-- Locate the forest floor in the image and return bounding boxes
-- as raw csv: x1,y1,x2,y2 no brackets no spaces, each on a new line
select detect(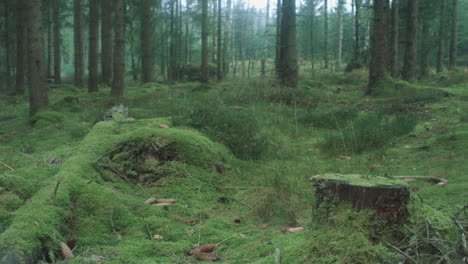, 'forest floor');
0,70,467,263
